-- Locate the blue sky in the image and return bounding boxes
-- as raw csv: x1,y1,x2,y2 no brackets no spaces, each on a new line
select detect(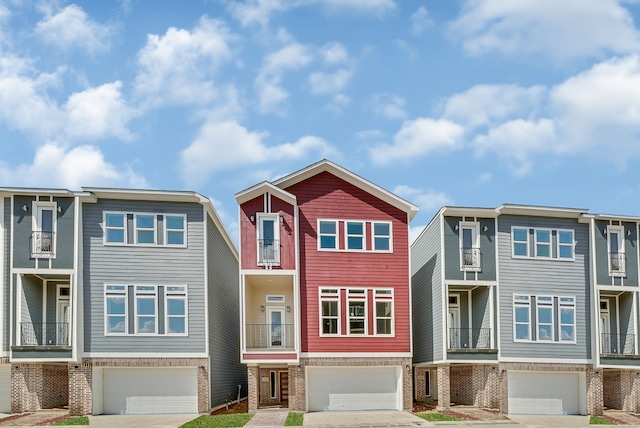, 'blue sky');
1,0,640,243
